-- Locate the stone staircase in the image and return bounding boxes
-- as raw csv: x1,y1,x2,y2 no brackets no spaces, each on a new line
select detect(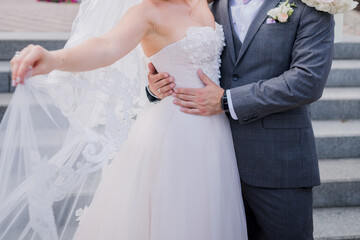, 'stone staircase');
0,34,359,239
311,39,360,240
